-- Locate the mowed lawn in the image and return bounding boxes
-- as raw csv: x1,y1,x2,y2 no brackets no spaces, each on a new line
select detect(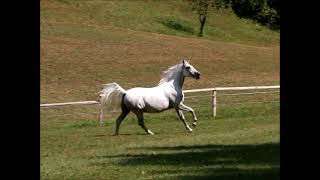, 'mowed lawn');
41,0,279,179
